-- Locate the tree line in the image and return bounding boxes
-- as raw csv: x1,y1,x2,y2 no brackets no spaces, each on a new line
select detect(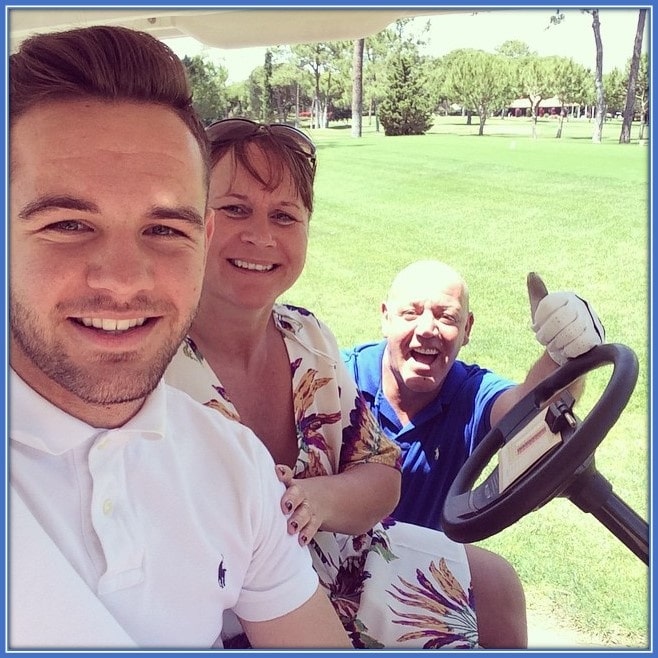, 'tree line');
184,11,648,142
